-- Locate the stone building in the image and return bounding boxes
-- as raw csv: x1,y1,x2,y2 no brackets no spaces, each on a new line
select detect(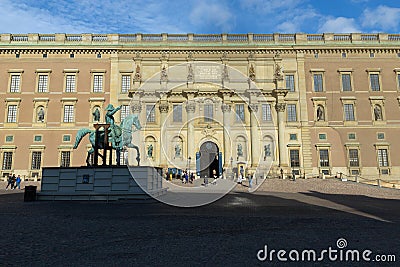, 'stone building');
1,33,400,180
